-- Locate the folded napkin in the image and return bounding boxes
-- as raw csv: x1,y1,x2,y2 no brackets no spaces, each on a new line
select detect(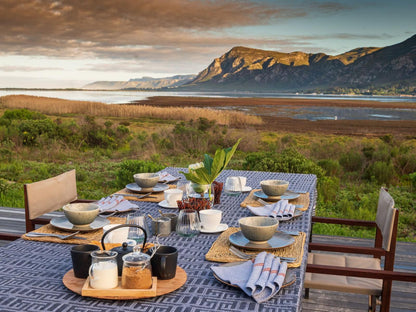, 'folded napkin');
158,171,178,183
96,195,139,213
211,252,287,303
247,200,296,220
